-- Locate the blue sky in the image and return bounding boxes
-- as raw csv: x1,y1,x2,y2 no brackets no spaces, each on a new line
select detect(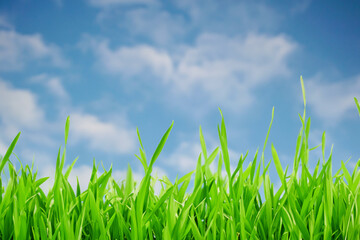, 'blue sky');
0,0,359,190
